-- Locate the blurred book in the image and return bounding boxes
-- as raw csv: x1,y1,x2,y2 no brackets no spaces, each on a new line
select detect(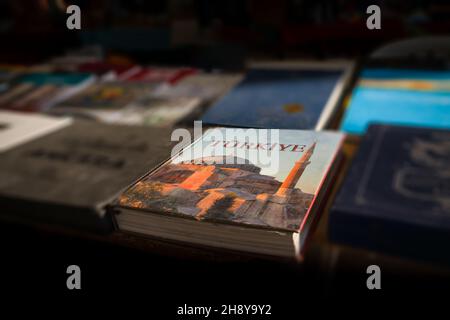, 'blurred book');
48,46,104,72
120,96,201,127
330,124,450,265
0,66,24,93
77,62,142,82
0,110,71,152
340,68,450,135
0,121,175,232
123,67,197,84
0,72,95,112
201,62,352,130
115,127,344,259
54,81,157,111
52,82,200,127
153,72,243,104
